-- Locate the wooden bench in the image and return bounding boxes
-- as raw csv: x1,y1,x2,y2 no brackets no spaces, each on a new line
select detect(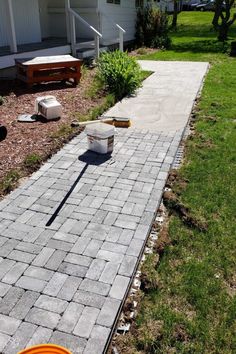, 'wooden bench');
15,55,82,87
